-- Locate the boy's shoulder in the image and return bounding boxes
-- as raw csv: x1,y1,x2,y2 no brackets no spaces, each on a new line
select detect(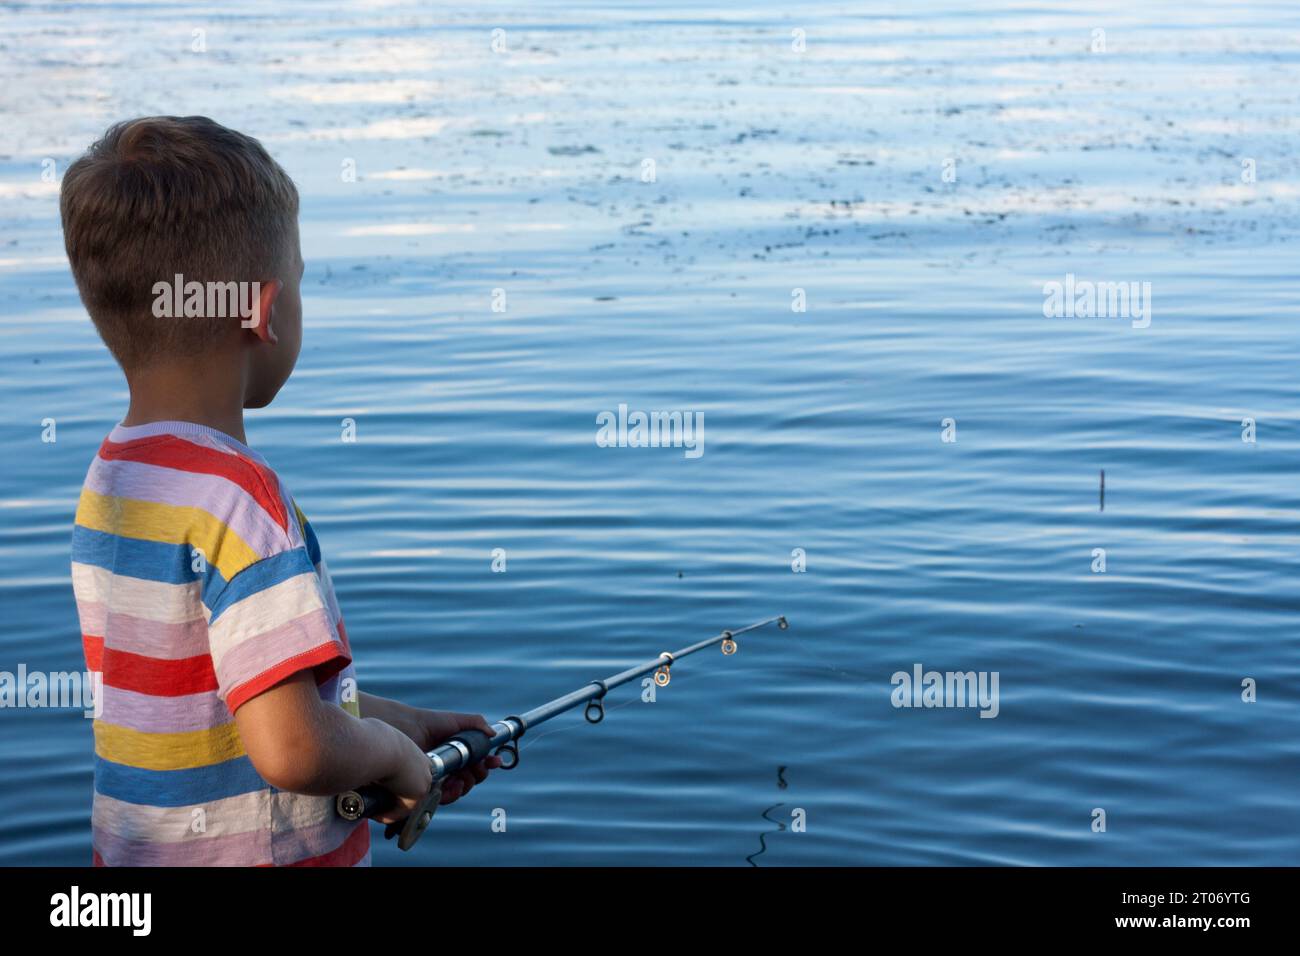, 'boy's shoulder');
73,421,351,714
78,421,312,586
